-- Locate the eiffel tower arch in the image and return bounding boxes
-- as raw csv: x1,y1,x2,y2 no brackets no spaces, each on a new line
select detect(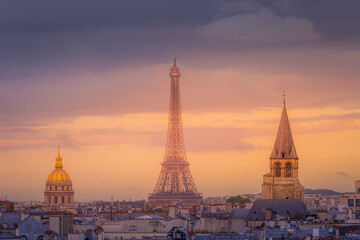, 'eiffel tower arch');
148,56,202,205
